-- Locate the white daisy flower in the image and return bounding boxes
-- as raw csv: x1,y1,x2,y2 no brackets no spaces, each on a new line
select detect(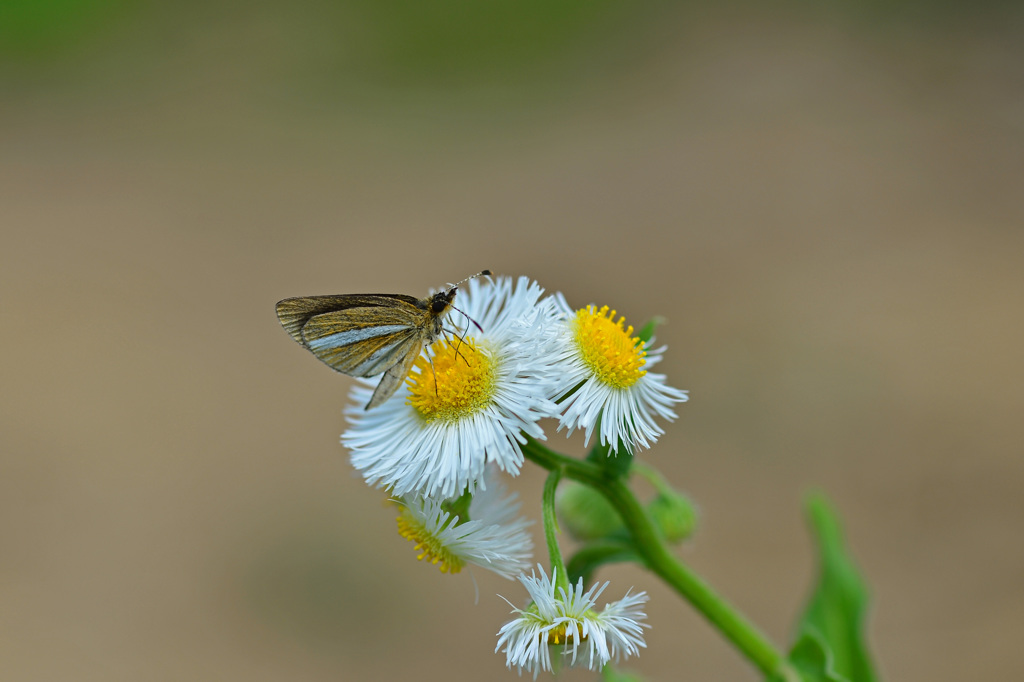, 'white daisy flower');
496,565,649,677
549,296,688,454
343,276,561,499
395,469,533,579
